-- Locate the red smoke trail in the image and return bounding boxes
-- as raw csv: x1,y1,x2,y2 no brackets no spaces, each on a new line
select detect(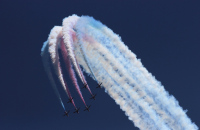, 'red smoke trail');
57,57,77,109
76,59,93,95
72,30,93,96
60,40,87,107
